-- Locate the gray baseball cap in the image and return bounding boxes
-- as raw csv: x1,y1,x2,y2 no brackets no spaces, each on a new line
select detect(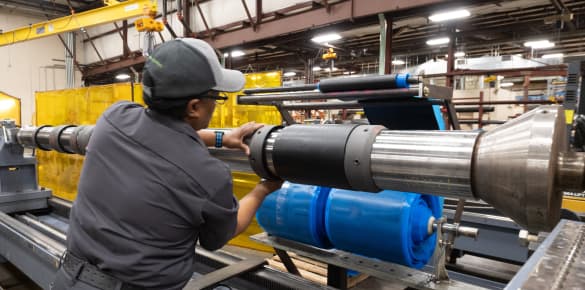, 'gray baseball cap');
142,38,245,109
